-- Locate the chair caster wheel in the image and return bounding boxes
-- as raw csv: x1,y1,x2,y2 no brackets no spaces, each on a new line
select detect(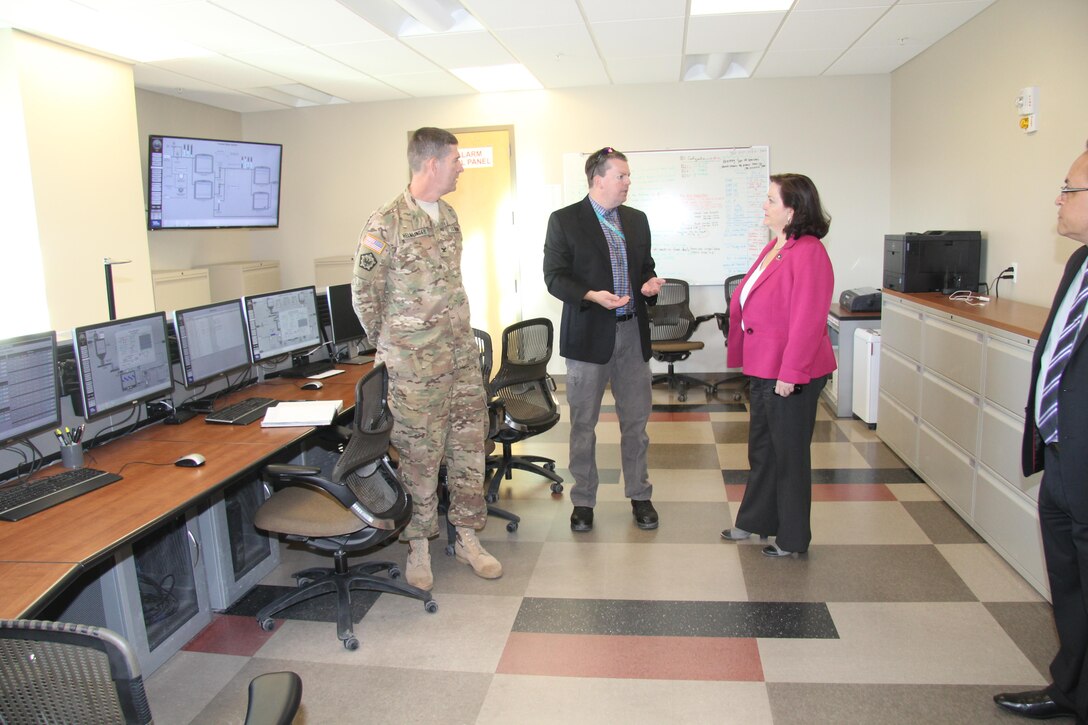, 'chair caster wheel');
550,482,564,495
388,565,401,579
344,637,359,651
259,618,275,632
295,577,312,588
485,492,497,504
444,544,455,557
506,521,518,532
544,462,556,472
425,600,439,613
